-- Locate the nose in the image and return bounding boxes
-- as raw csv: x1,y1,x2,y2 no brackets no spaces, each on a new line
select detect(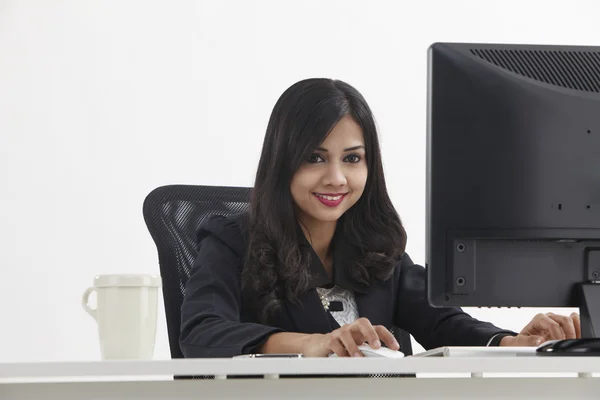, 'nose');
323,162,347,187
